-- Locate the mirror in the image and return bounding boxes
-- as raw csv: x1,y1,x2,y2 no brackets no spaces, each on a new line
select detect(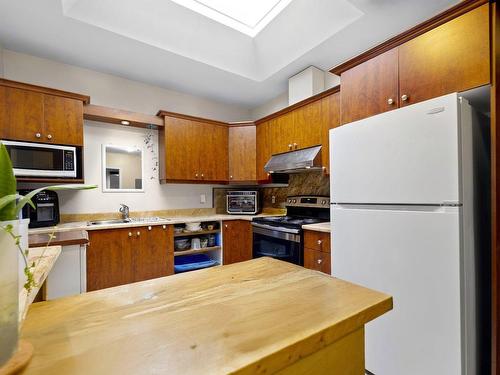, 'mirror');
102,144,144,192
